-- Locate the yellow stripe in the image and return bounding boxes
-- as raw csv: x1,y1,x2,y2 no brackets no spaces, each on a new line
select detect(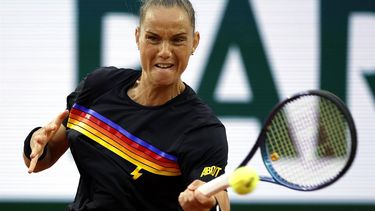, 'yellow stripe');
67,121,181,176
